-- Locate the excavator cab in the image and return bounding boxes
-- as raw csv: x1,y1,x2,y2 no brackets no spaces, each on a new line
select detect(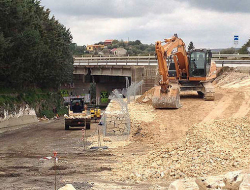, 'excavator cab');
189,49,212,77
